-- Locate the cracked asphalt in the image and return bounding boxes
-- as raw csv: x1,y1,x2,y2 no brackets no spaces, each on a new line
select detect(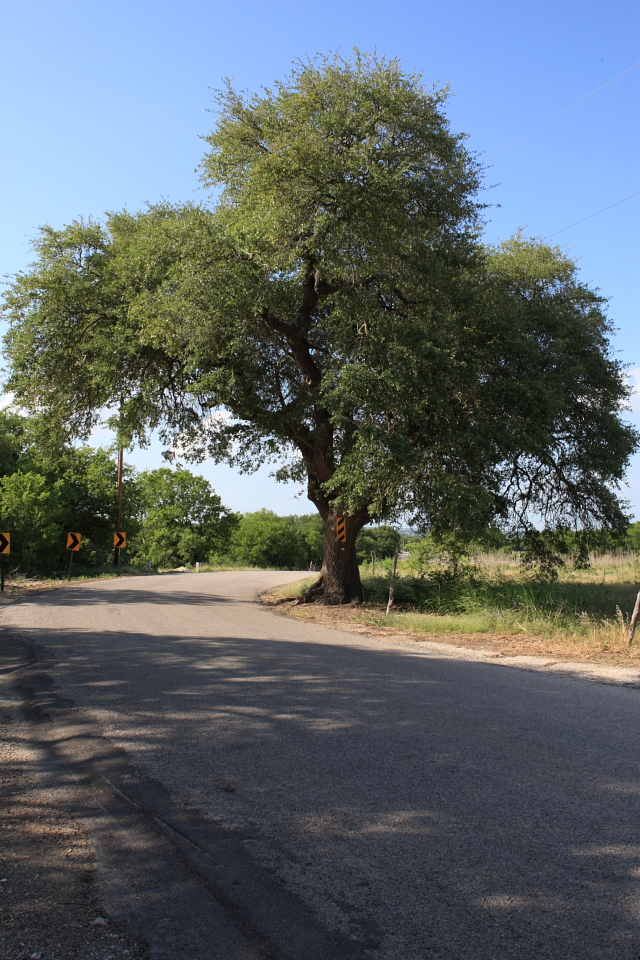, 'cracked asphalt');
1,570,639,960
